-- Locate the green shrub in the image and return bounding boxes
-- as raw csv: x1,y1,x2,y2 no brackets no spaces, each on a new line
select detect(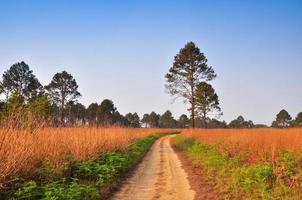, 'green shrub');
14,181,39,199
